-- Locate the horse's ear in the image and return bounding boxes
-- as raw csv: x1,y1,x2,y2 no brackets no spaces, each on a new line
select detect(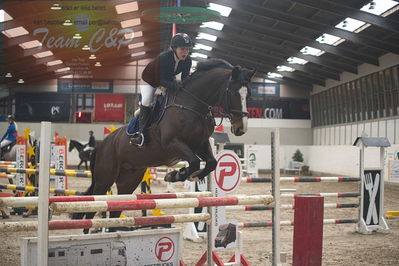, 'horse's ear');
232,65,241,80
